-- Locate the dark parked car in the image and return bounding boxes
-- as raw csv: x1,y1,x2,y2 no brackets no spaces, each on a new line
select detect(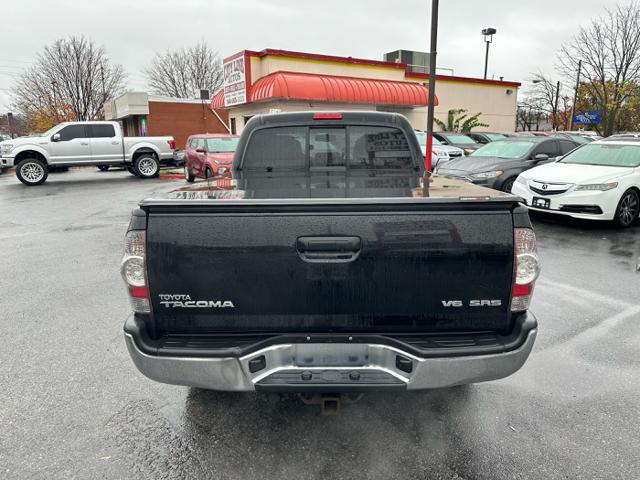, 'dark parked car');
516,131,552,137
467,132,513,144
552,132,594,144
121,111,539,396
432,132,483,154
436,137,580,192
